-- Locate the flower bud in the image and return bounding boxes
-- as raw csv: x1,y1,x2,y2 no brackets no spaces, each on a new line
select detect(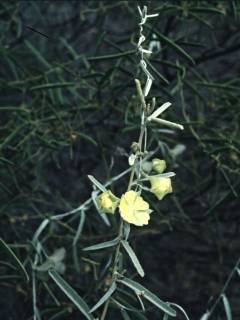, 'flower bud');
142,161,153,173
131,142,140,154
97,190,120,214
149,176,172,200
152,158,166,174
